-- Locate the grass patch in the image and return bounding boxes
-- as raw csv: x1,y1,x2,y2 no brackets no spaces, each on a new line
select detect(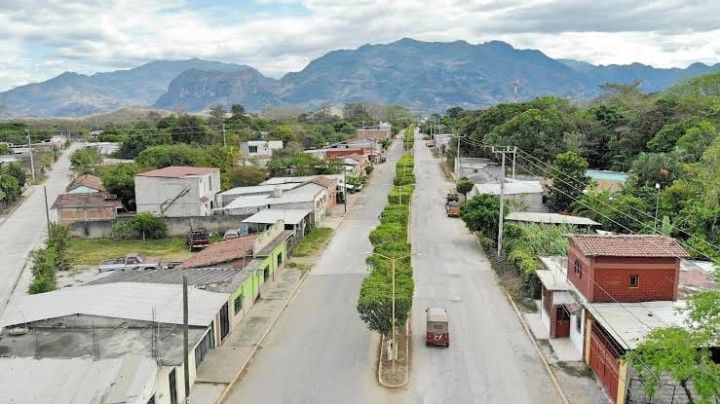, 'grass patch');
69,236,192,265
293,227,334,257
286,260,312,276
